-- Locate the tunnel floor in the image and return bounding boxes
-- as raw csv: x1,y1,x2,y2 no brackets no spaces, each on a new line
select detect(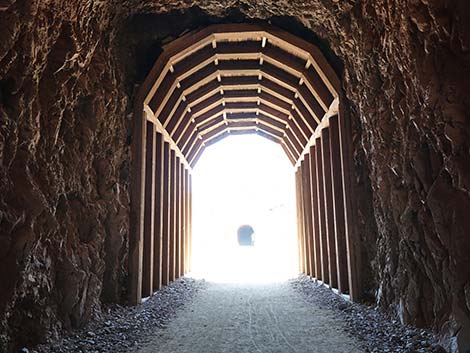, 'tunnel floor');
36,276,443,353
137,281,362,353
